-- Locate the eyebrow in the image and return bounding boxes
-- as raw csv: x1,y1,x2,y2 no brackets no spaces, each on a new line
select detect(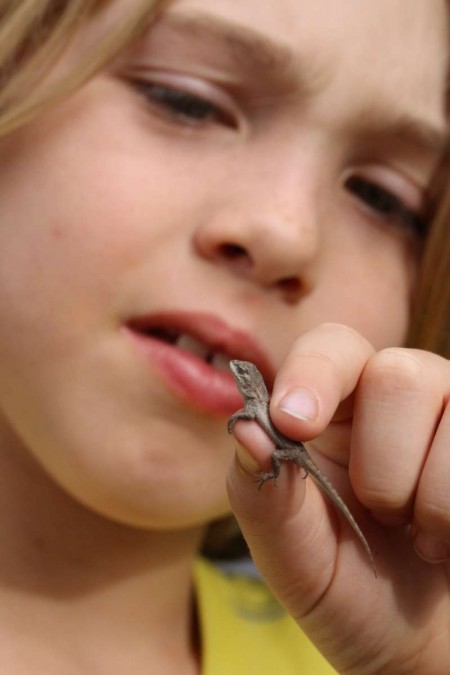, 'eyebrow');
357,110,448,159
148,10,449,157
149,9,326,94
